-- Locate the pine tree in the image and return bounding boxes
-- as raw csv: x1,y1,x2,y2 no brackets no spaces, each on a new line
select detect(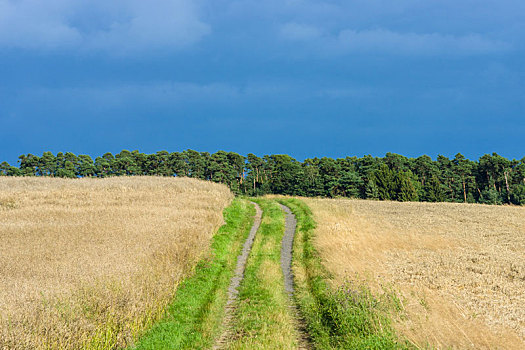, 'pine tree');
365,178,379,199
423,175,445,202
396,171,419,202
373,164,396,200
338,171,363,198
